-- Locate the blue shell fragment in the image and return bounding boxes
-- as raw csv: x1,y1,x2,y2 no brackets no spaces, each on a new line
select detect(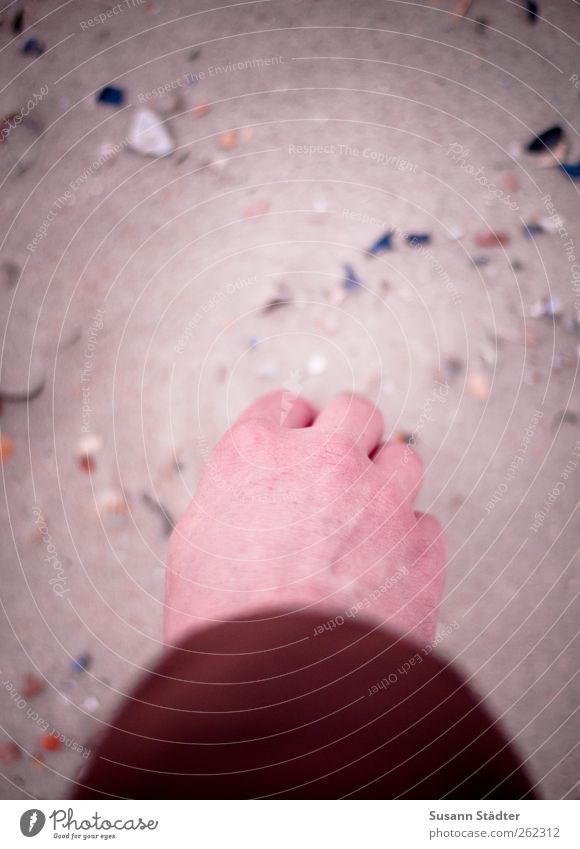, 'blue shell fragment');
561,161,580,179
71,653,92,674
367,231,394,256
97,86,125,107
527,1,539,22
523,223,544,237
406,233,431,247
342,263,363,291
22,37,45,57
